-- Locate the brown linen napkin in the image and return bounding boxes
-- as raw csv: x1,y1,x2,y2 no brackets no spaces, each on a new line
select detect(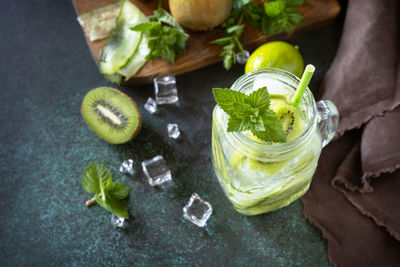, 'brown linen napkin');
302,0,400,265
319,0,400,136
303,131,400,266
332,106,400,241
